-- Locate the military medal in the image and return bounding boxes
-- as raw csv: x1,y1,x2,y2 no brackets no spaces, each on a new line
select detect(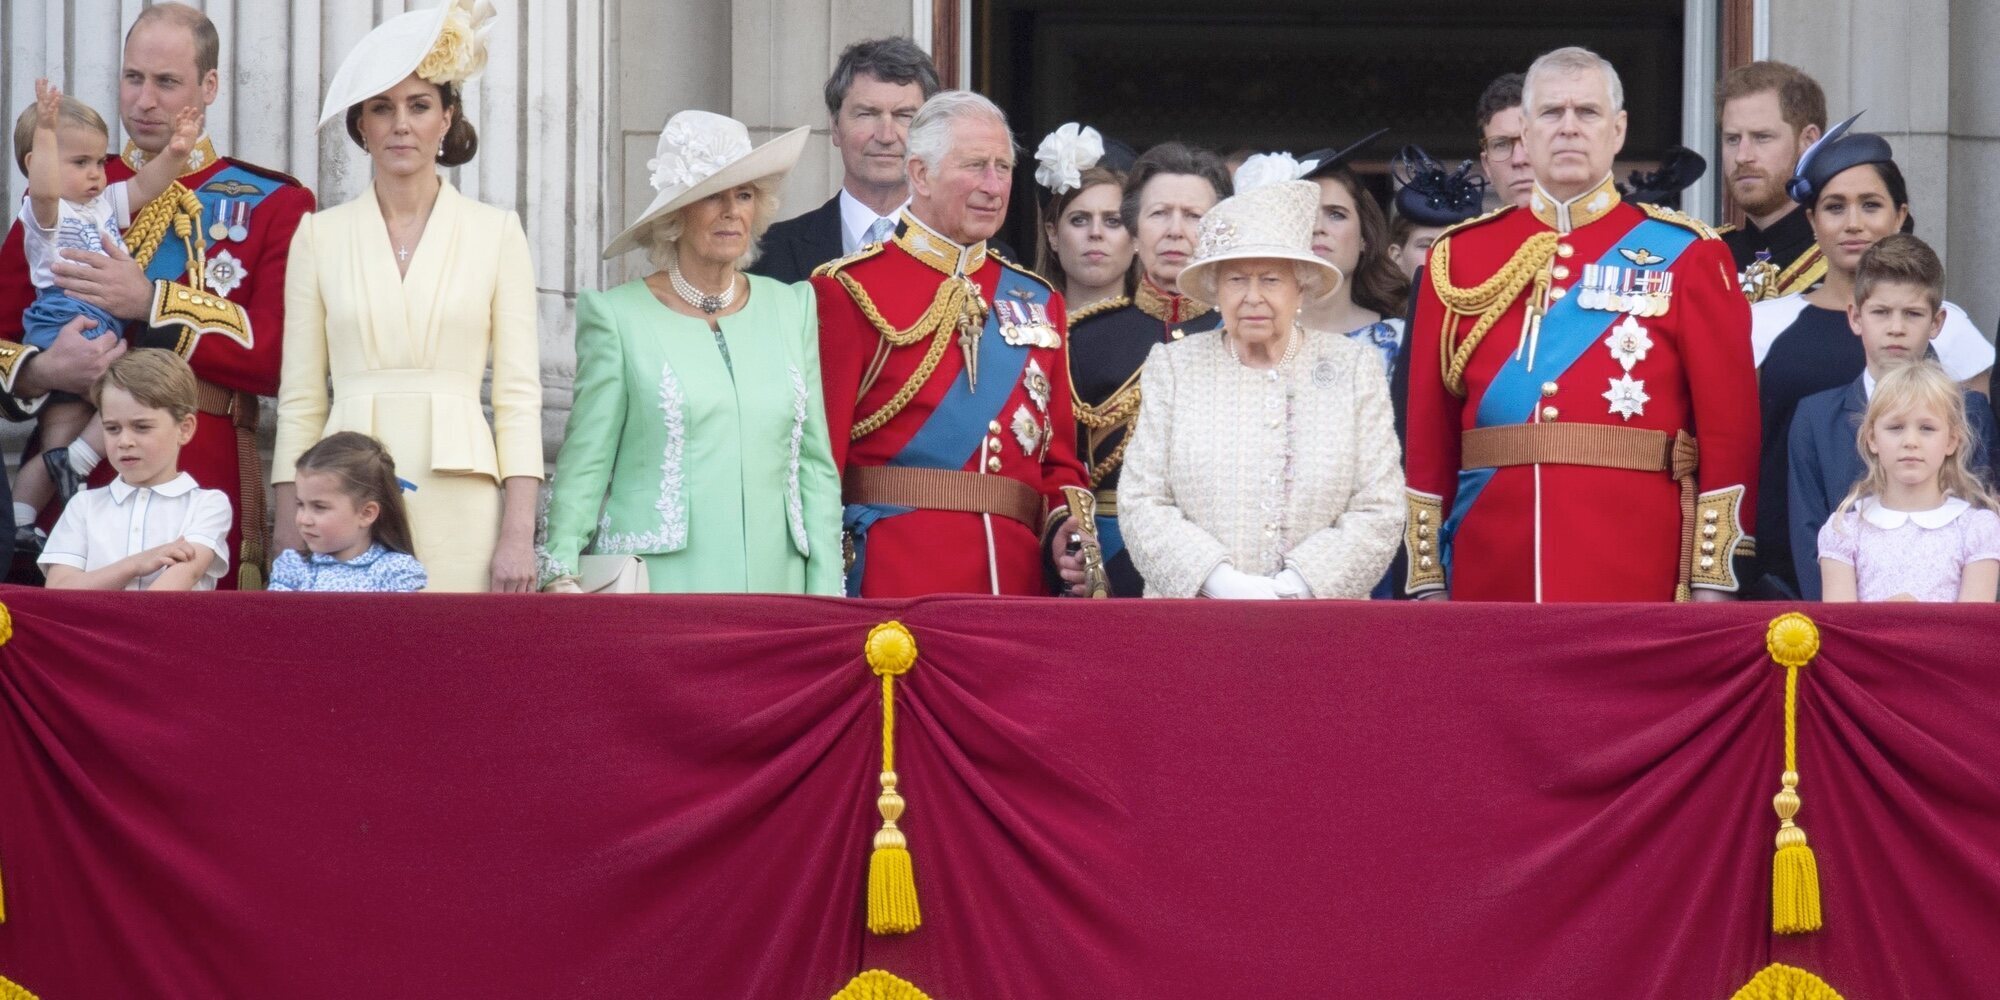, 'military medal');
1603,372,1650,420
1605,316,1652,372
208,198,232,242
228,201,250,242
